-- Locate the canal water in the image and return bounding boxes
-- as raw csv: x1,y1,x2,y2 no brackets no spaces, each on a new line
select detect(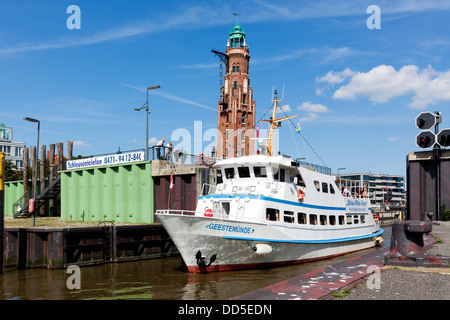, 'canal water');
0,227,391,300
